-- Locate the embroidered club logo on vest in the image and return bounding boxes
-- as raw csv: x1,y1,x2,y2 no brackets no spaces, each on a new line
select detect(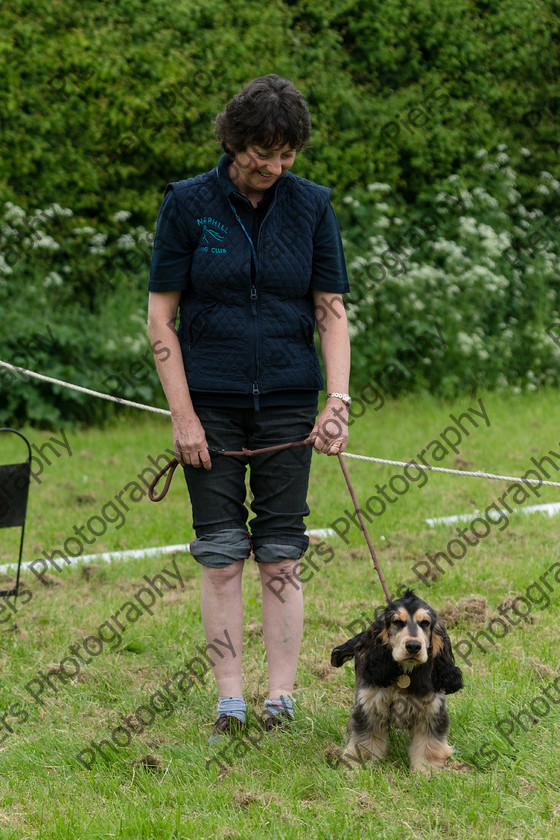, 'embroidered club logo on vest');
197,217,228,254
